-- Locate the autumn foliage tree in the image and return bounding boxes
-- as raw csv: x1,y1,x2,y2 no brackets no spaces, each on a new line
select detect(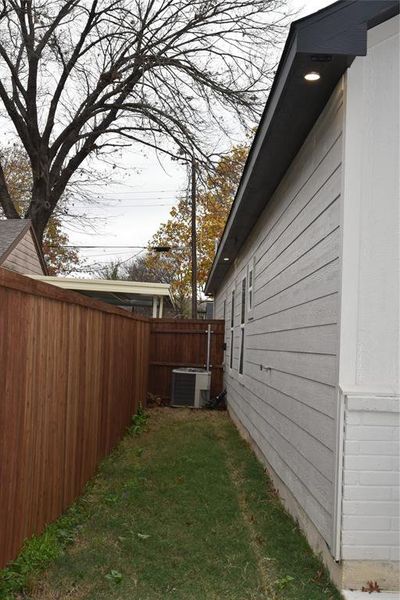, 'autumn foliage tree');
143,143,248,312
0,145,79,274
146,197,193,316
41,218,80,275
0,0,287,241
100,144,247,315
197,144,248,284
